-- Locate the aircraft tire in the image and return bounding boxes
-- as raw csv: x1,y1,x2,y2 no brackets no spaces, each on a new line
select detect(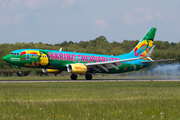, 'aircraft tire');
85,74,92,80
16,70,23,76
71,74,77,80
